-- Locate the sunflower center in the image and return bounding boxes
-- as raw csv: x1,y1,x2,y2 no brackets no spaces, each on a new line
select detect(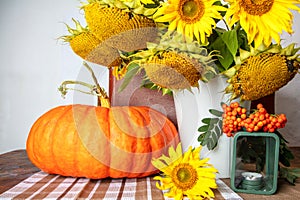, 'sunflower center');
172,163,198,190
240,0,274,16
180,0,204,23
